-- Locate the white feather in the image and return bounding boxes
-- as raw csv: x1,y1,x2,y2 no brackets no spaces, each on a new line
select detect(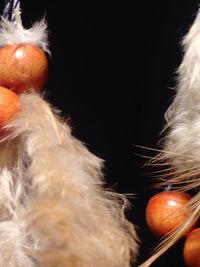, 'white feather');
164,9,200,172
0,140,35,267
4,93,138,267
0,221,34,267
0,8,49,53
139,8,200,267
